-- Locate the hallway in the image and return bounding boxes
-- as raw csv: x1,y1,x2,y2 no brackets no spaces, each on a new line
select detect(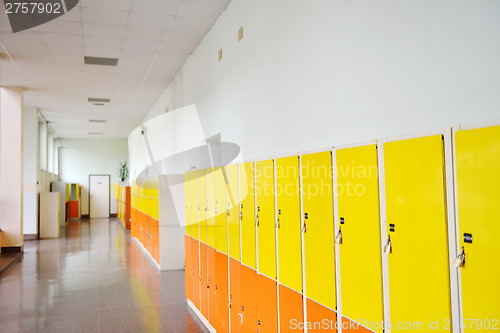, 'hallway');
0,218,208,333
